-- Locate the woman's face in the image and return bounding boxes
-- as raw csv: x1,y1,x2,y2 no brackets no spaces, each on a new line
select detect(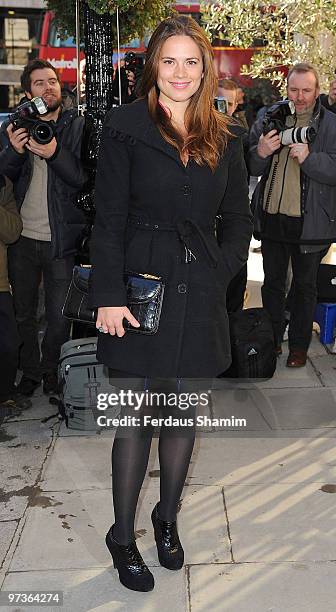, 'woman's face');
156,35,204,107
